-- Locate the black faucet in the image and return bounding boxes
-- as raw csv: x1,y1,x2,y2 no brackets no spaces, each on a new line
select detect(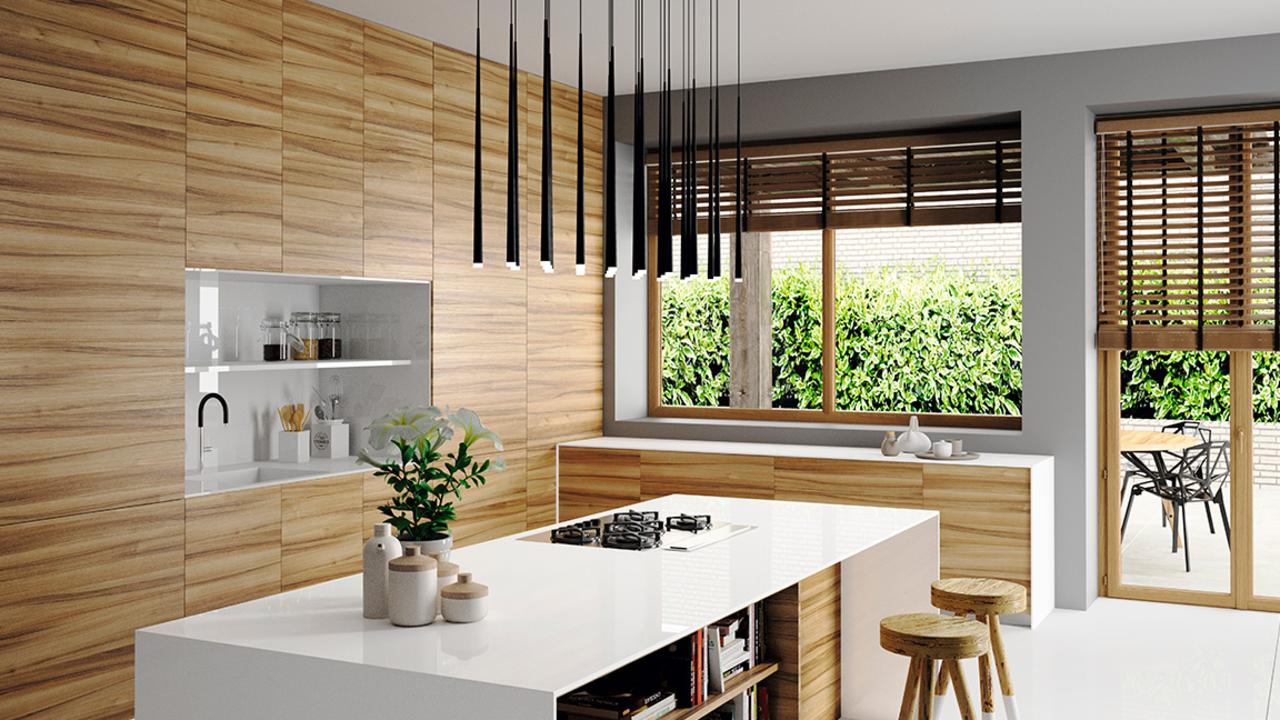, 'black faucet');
198,392,229,428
